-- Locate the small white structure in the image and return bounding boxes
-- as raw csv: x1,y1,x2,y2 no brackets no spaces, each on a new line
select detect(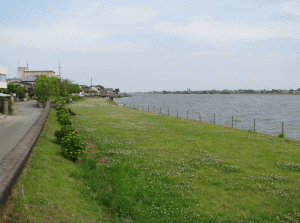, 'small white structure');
0,66,7,89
